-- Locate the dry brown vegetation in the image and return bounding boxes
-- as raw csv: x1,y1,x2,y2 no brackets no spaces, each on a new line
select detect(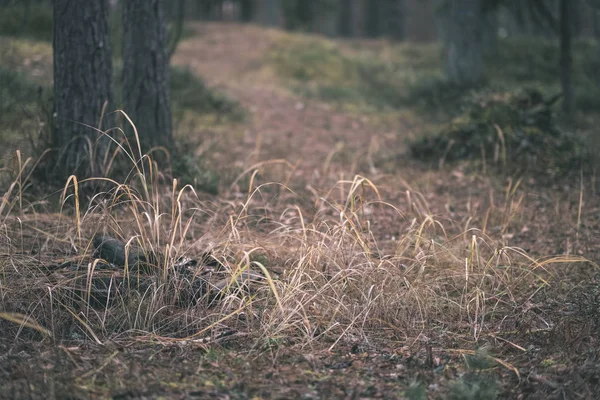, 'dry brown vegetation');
1,23,599,399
